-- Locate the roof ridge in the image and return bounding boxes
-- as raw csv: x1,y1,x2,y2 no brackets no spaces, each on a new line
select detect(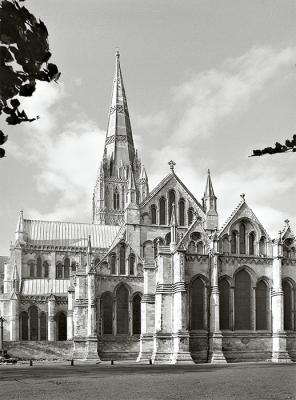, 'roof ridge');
24,218,118,227
218,200,245,234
